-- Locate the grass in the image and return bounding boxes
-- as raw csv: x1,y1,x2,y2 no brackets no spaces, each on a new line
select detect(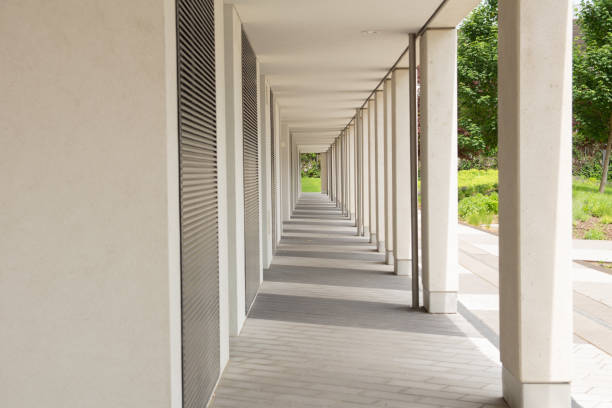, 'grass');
572,178,612,221
300,170,612,239
458,169,498,200
301,176,321,192
457,170,612,239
